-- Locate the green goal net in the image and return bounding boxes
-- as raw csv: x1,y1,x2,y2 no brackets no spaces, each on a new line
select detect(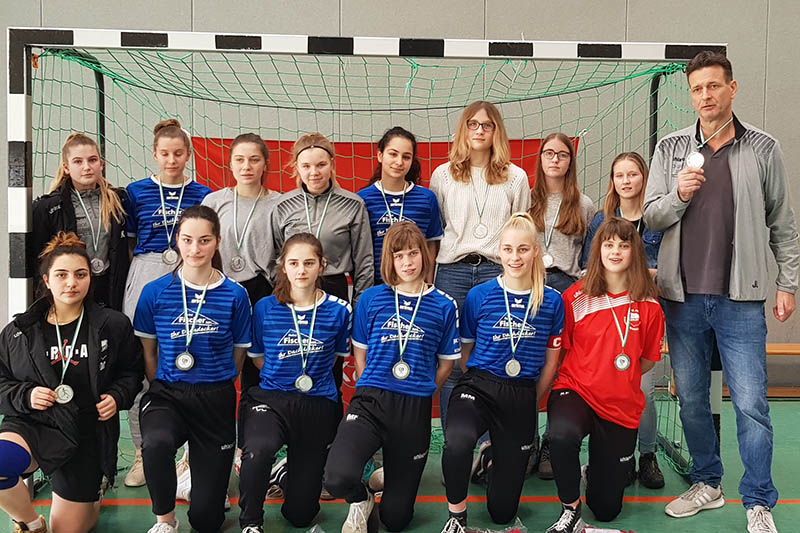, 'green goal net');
29,43,694,475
